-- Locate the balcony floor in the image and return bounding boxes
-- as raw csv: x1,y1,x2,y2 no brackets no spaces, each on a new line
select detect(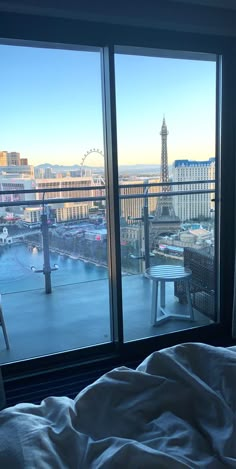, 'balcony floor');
0,274,212,365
